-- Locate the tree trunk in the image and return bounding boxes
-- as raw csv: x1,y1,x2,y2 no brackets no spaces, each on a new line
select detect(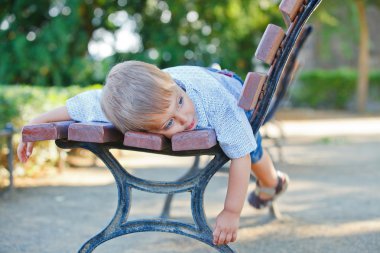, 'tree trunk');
355,0,370,113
